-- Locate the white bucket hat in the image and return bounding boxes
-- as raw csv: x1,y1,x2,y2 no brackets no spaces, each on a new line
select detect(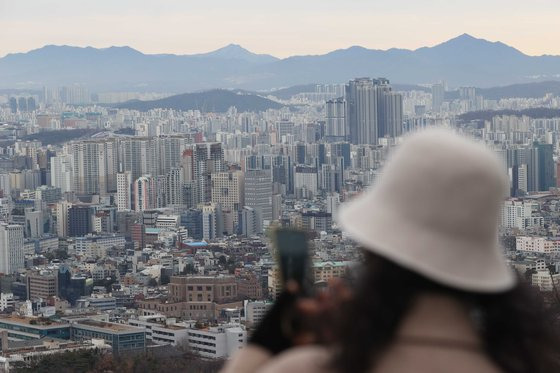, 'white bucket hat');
338,128,516,293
